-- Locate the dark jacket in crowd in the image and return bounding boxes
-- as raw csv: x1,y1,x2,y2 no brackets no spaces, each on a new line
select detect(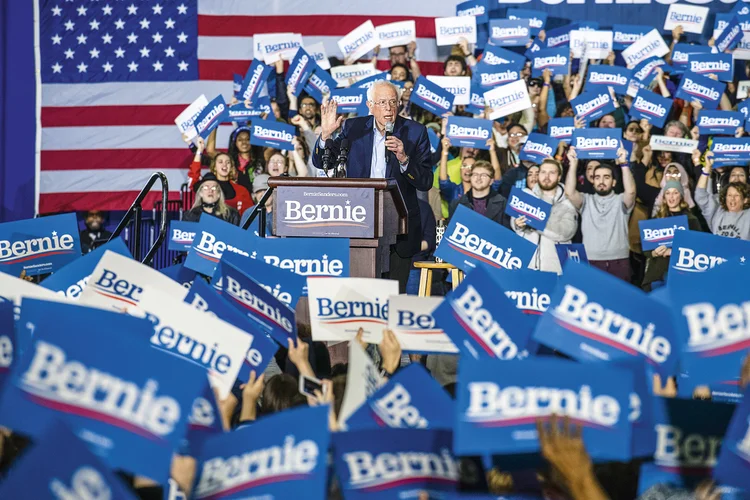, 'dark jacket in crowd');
449,189,510,229
183,205,240,226
642,209,703,288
